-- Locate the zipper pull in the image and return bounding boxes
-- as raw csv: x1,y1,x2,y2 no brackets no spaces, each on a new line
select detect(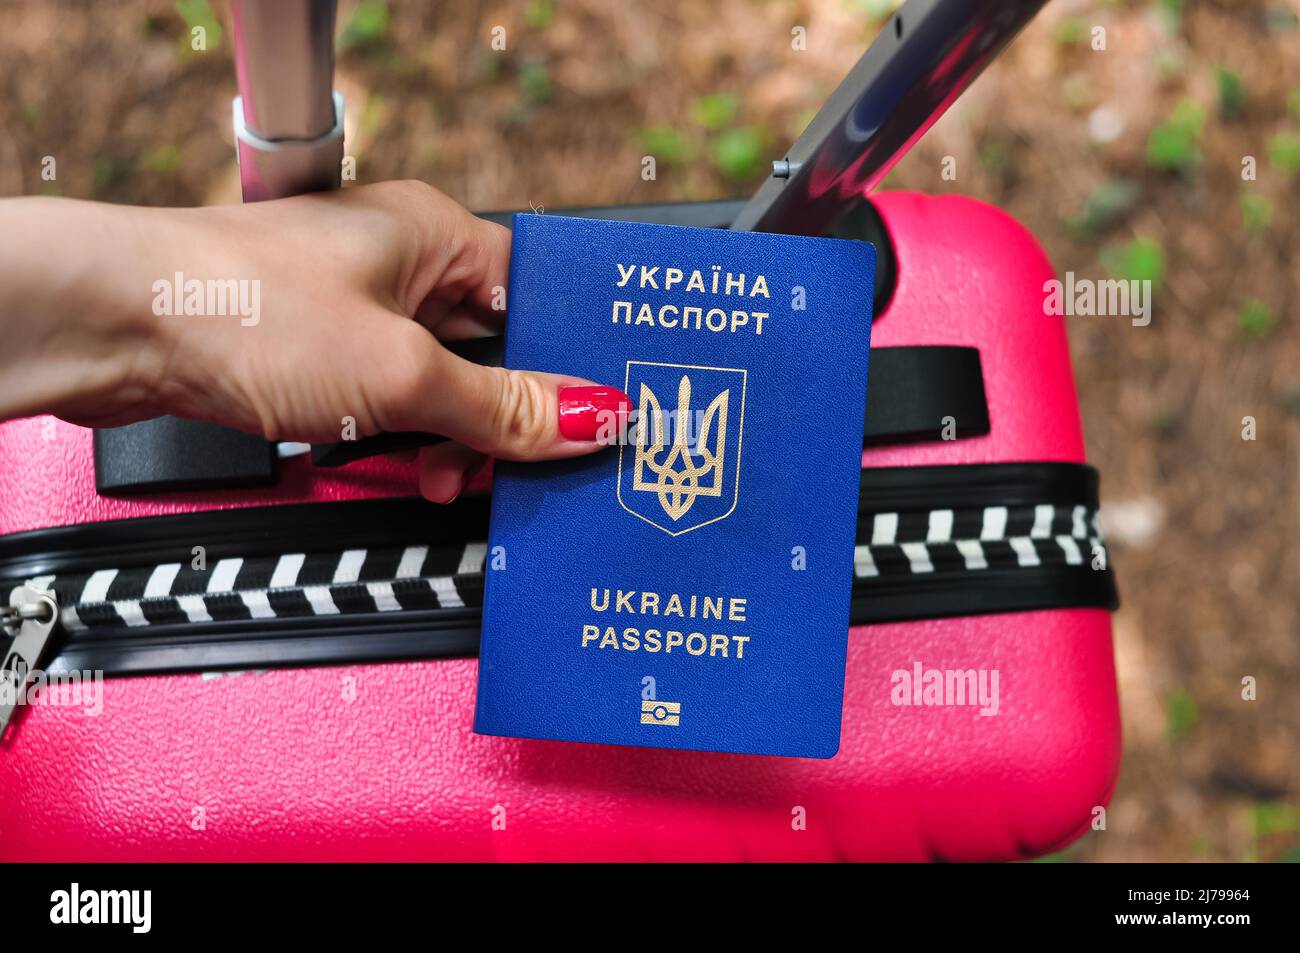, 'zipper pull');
0,585,60,734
